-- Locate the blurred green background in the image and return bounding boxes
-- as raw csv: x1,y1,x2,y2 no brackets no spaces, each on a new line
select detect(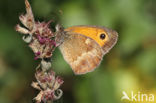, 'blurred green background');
0,0,156,103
